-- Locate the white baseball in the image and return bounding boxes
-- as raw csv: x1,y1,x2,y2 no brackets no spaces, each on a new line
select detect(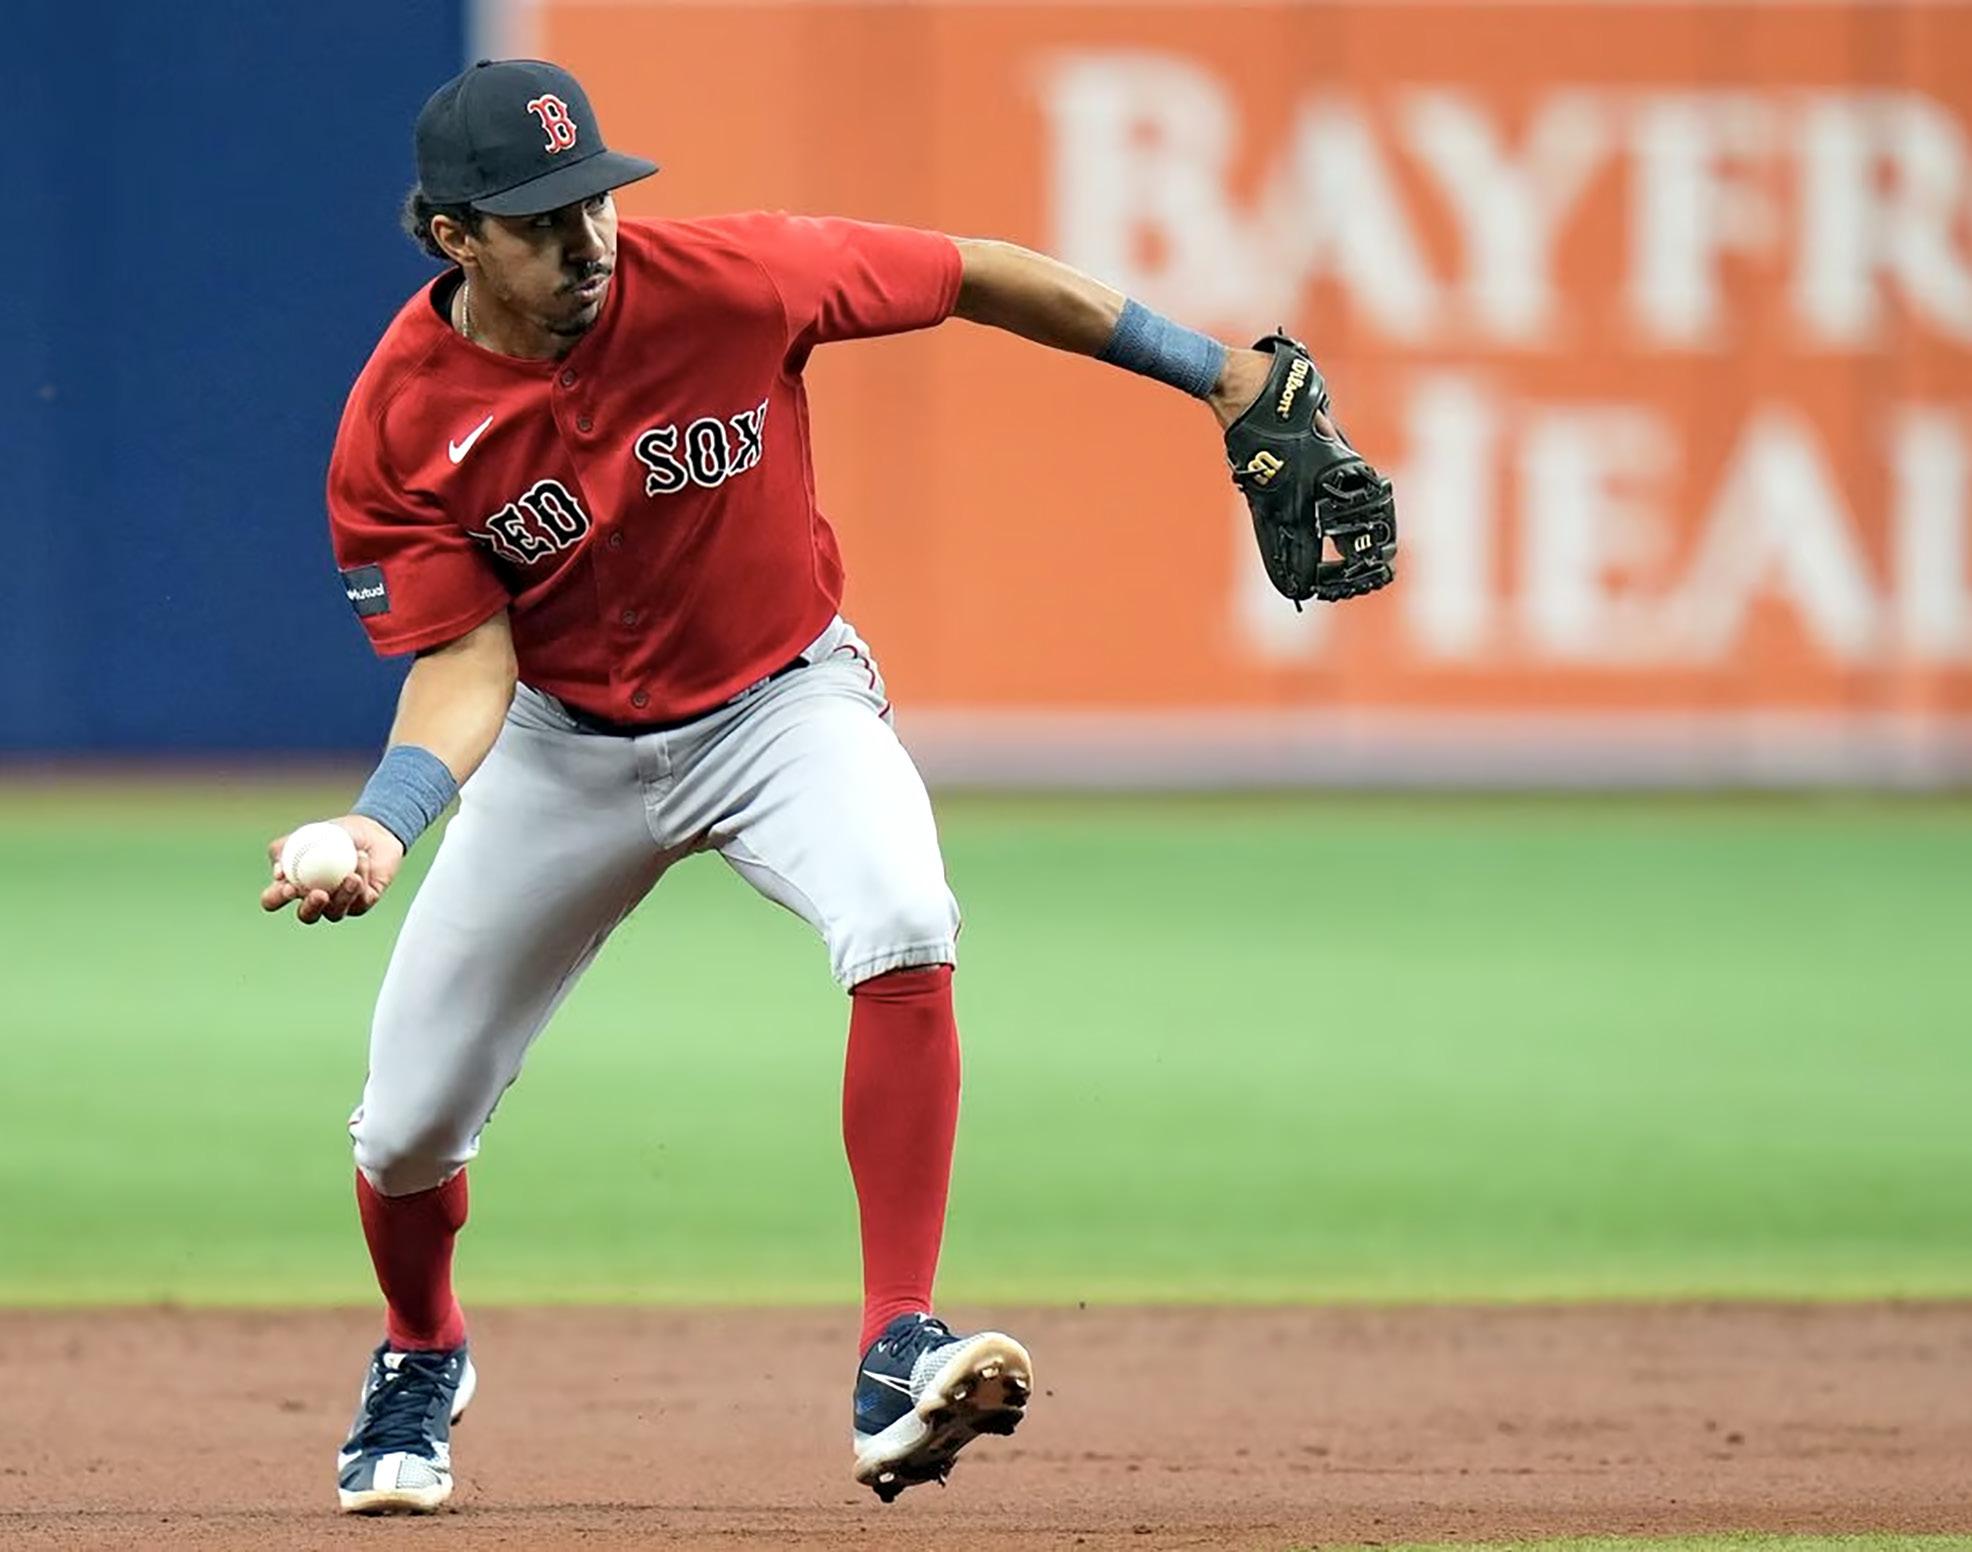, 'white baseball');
280,821,360,893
